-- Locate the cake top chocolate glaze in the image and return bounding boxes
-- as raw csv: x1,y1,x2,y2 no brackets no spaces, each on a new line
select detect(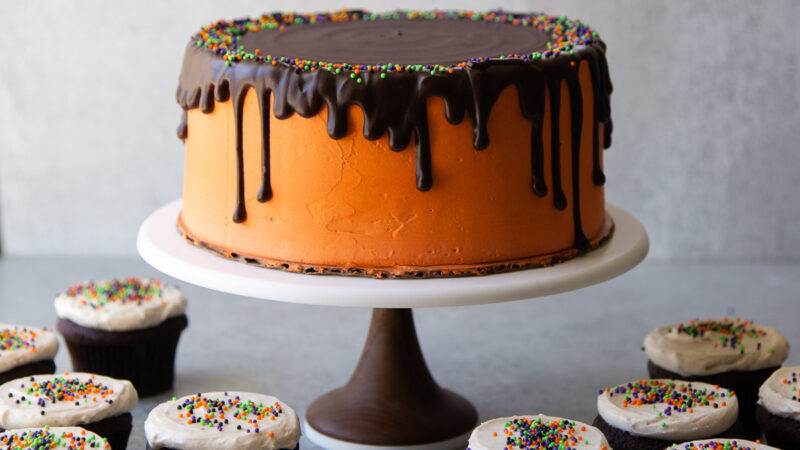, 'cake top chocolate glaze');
176,9,612,251
189,10,596,71
237,15,552,66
